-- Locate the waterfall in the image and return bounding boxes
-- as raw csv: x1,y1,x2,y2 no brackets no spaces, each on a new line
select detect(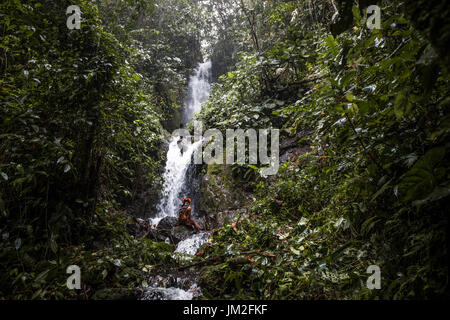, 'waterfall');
143,61,212,300
183,60,212,123
151,61,212,225
152,138,203,225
